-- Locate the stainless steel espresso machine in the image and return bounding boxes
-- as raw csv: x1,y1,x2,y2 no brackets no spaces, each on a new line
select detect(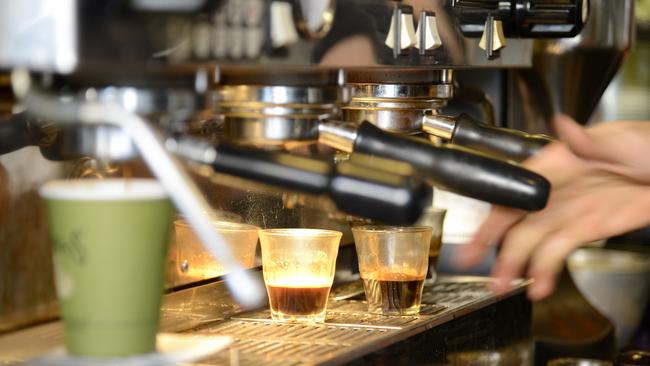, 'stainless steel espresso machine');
0,0,636,365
